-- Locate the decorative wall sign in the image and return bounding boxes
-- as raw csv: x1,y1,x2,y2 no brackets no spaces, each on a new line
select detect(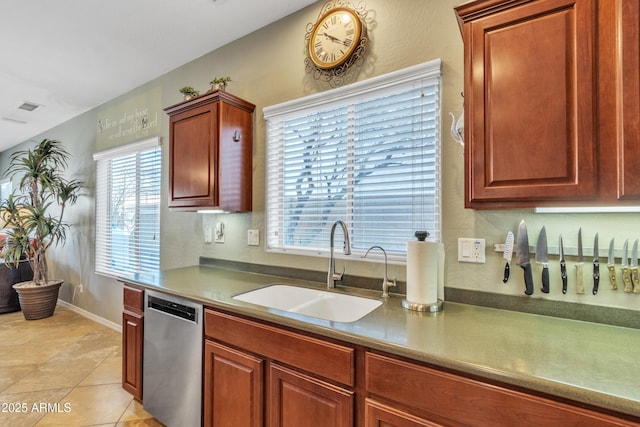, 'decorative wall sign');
96,87,162,146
